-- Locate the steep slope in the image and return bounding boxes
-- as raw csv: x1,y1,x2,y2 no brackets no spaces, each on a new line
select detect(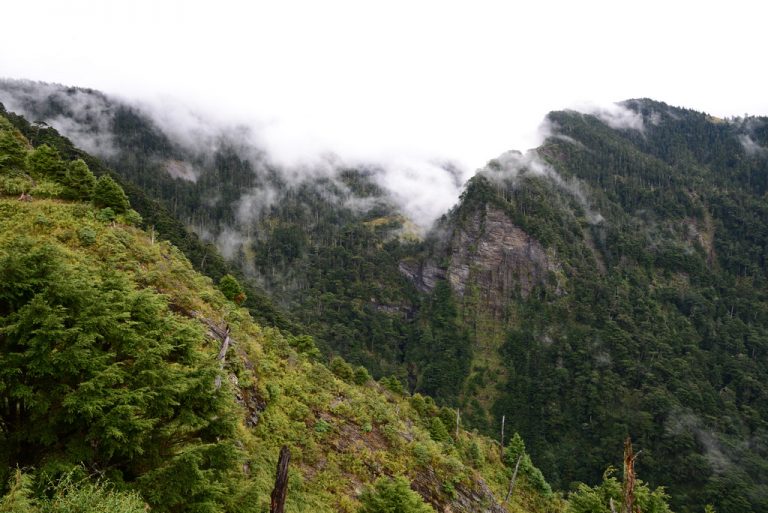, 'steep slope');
0,80,470,400
3,80,766,512
405,102,768,512
0,111,567,513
